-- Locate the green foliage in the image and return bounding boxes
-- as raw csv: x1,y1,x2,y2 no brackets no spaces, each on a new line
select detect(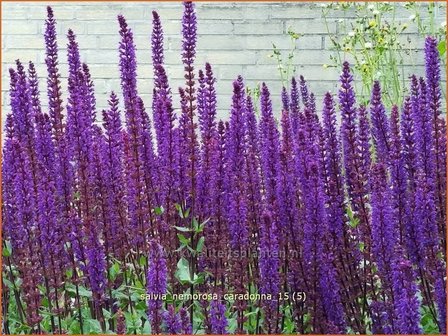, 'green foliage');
421,306,440,334
269,29,300,88
346,206,360,229
3,240,12,257
273,2,446,107
320,2,446,107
